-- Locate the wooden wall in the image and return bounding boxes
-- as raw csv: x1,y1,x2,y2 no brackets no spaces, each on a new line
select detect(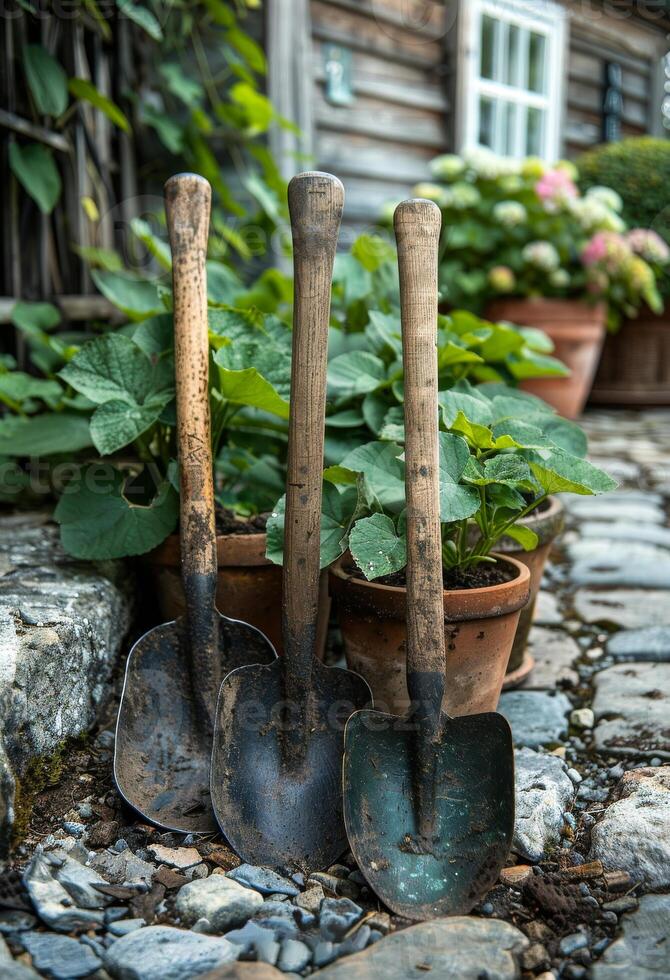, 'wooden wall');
308,0,450,238
563,1,668,157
